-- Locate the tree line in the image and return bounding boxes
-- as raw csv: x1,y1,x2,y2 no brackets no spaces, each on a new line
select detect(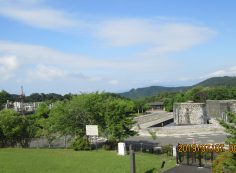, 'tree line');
0,92,136,149
138,86,236,112
0,90,72,108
